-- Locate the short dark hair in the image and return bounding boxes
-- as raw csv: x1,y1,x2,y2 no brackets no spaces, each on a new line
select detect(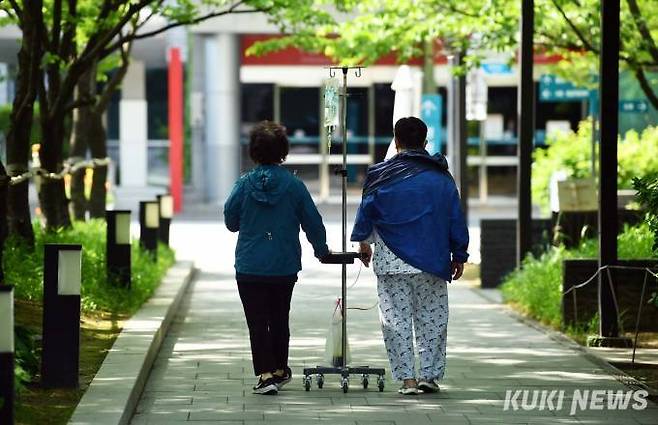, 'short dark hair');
249,121,289,165
394,117,427,150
